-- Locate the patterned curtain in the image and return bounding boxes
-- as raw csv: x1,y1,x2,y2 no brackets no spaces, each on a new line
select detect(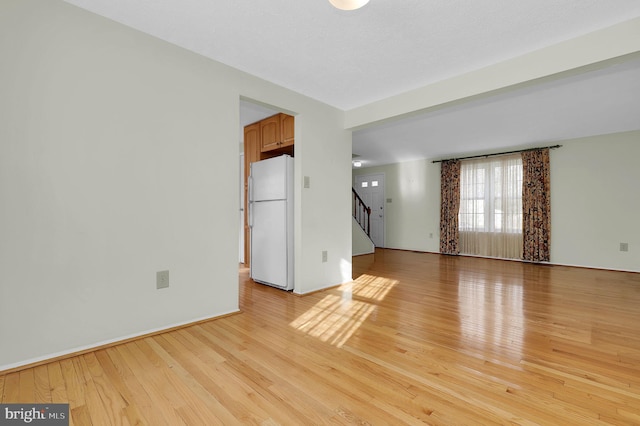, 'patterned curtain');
522,149,551,262
440,160,461,255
